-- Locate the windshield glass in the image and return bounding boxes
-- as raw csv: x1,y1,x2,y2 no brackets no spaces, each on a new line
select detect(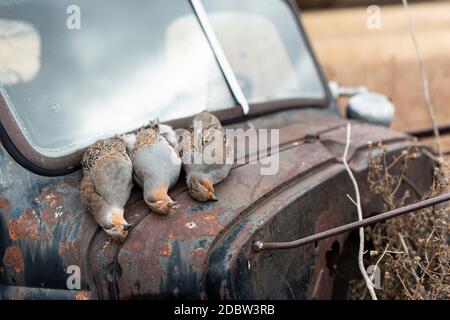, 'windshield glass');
203,0,326,103
0,0,235,157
